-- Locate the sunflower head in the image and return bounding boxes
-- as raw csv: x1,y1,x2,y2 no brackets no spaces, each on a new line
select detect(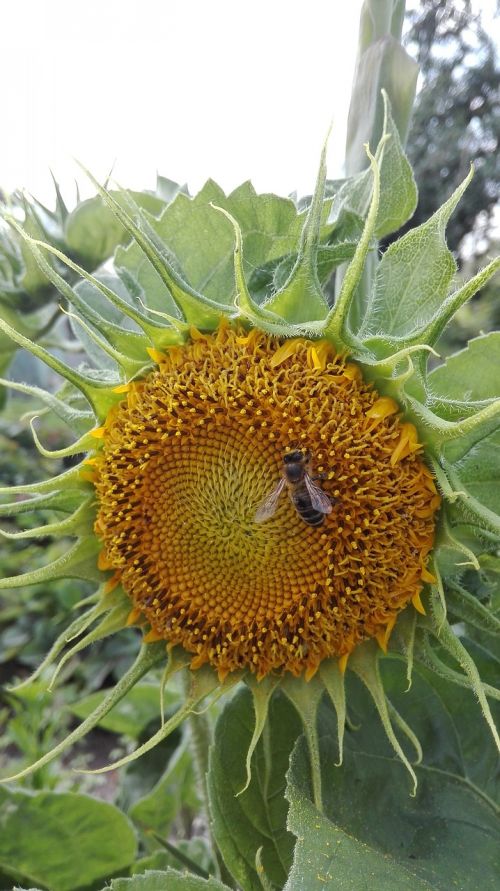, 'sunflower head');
93,326,437,684
1,93,499,794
